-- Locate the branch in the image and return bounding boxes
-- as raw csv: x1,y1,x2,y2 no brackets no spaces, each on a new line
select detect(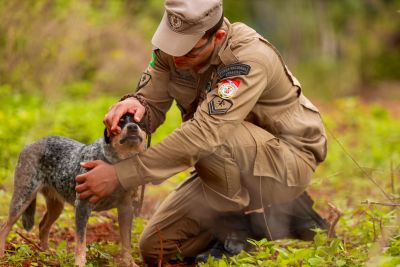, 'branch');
328,202,342,238
16,230,44,252
361,200,400,207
